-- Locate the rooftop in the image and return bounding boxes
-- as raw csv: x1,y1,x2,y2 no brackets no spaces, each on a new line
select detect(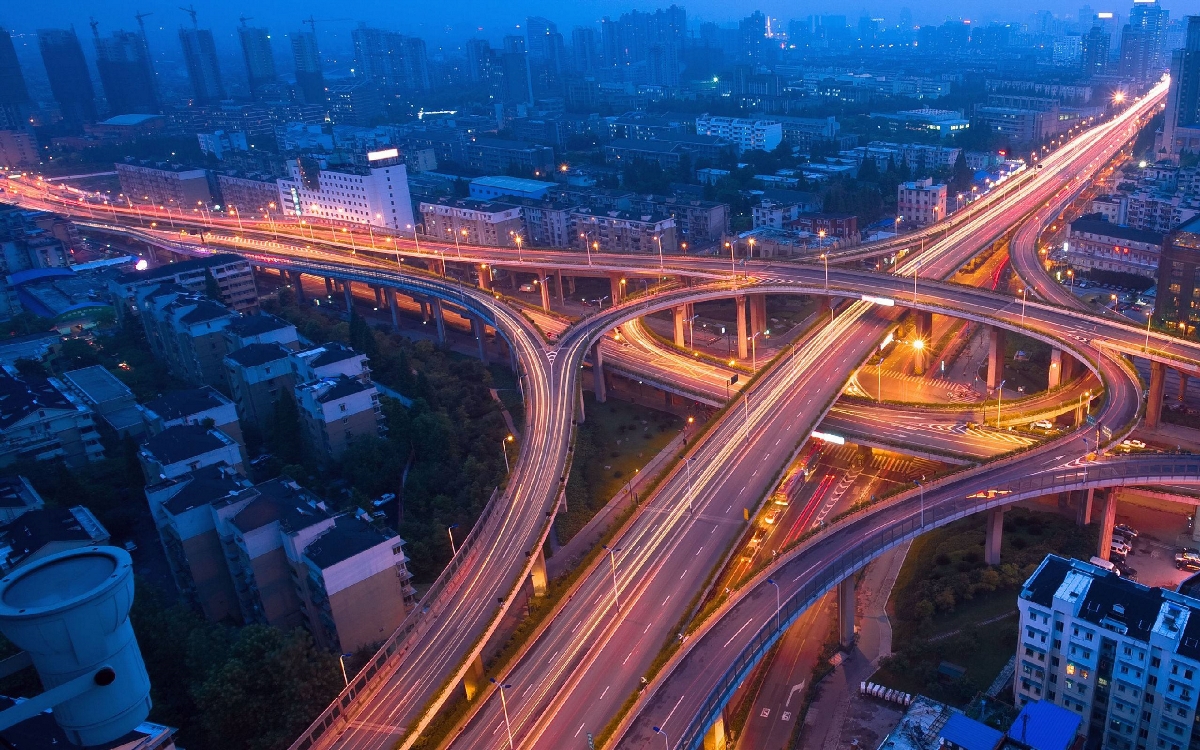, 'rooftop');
142,387,232,422
0,694,175,749
300,342,363,369
0,506,108,564
940,713,1003,750
227,313,294,338
469,176,556,192
225,342,292,368
160,464,249,516
142,424,232,465
1070,214,1164,245
1006,700,1081,750
179,299,233,325
229,478,331,535
115,253,246,285
304,514,394,569
62,365,133,406
97,113,162,126
314,375,372,404
0,477,41,511
0,371,76,431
